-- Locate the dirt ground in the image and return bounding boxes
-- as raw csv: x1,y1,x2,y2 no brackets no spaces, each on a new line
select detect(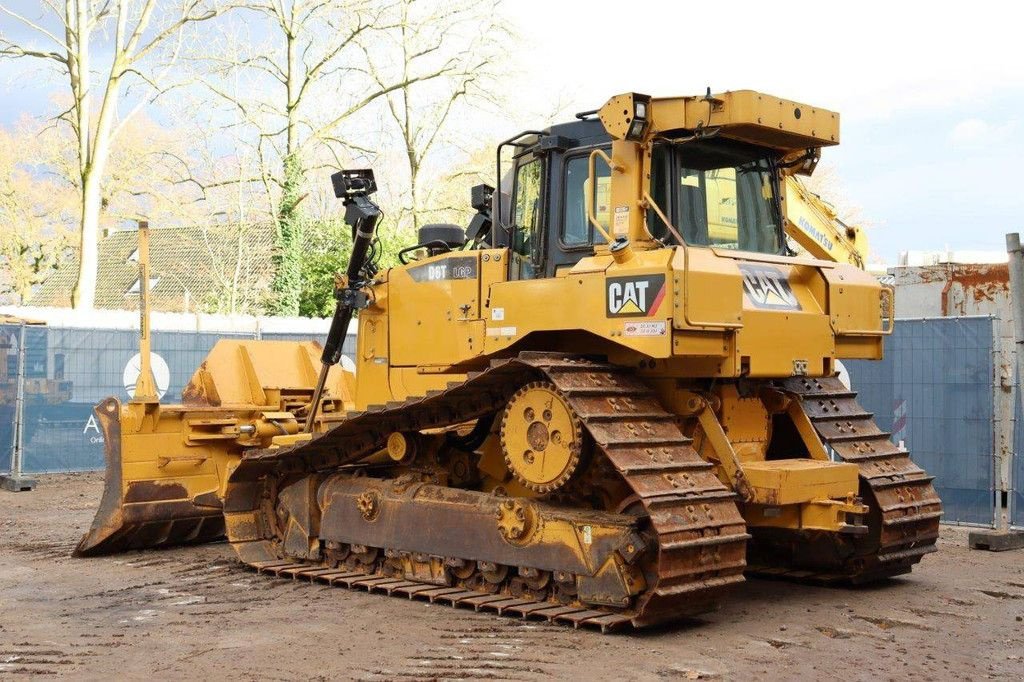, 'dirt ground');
1,473,1022,681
